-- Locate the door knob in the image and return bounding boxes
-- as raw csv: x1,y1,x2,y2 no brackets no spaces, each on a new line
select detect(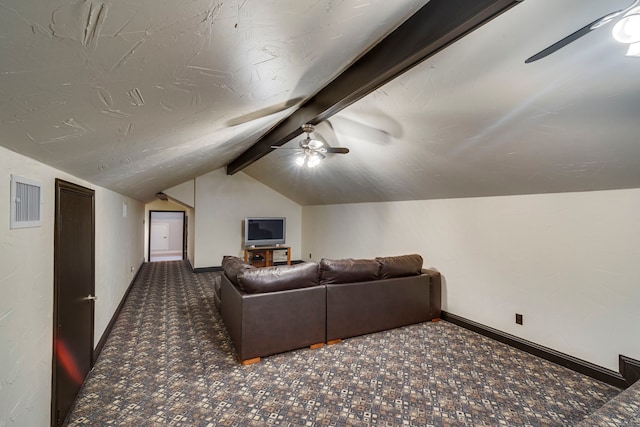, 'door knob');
85,295,98,301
